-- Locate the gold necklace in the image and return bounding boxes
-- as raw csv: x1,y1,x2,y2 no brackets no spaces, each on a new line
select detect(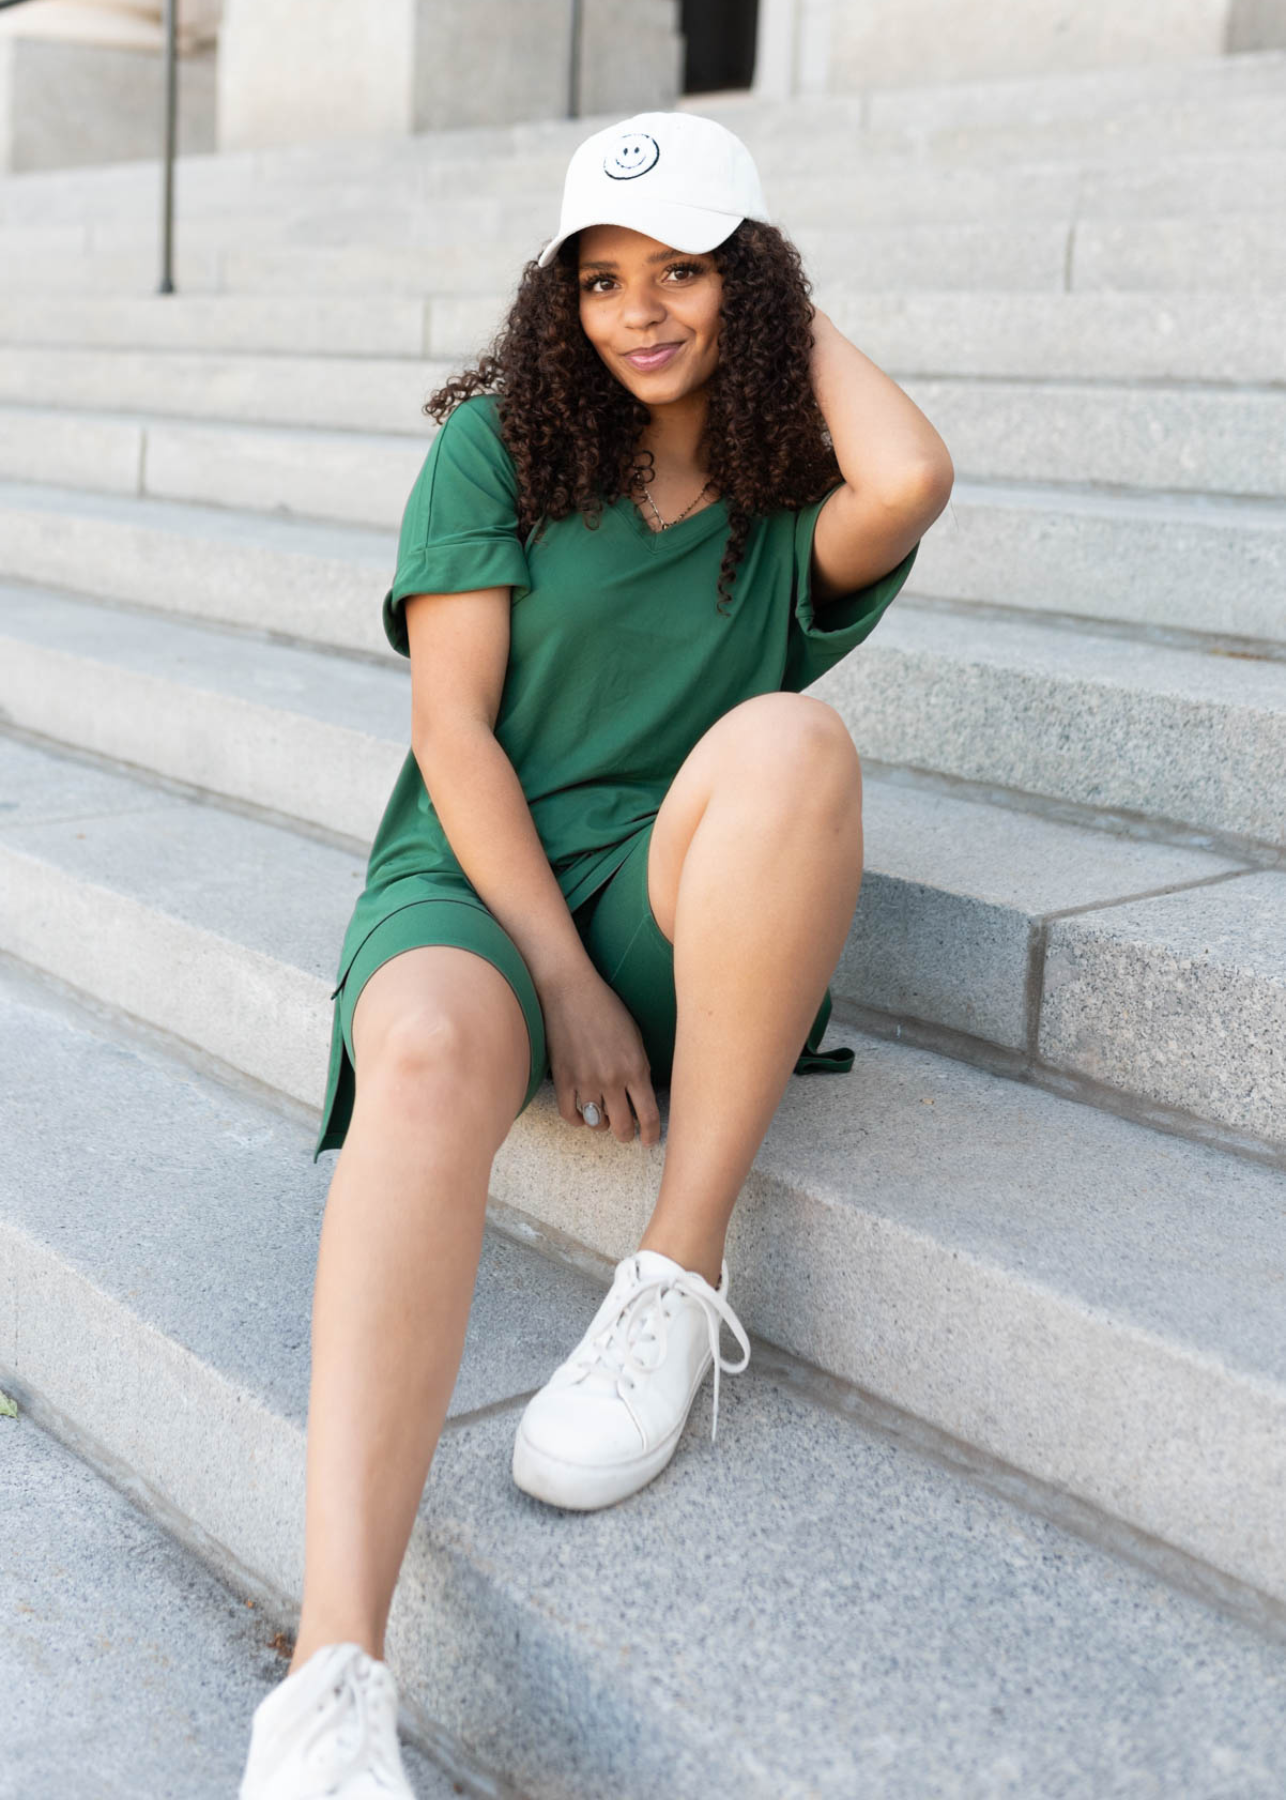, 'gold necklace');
640,478,715,532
